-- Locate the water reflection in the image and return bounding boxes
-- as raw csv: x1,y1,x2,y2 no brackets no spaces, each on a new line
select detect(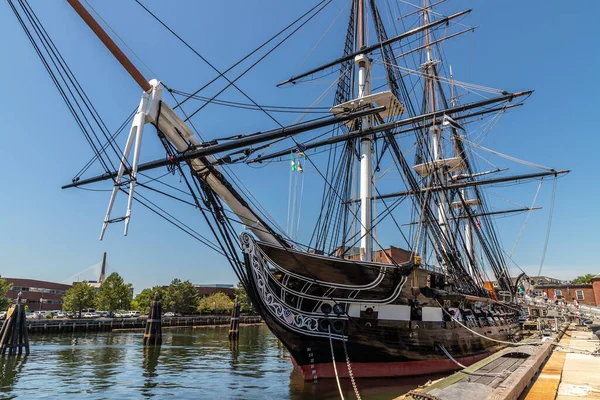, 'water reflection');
0,324,436,399
0,356,27,395
229,338,239,369
289,370,445,400
141,345,161,396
